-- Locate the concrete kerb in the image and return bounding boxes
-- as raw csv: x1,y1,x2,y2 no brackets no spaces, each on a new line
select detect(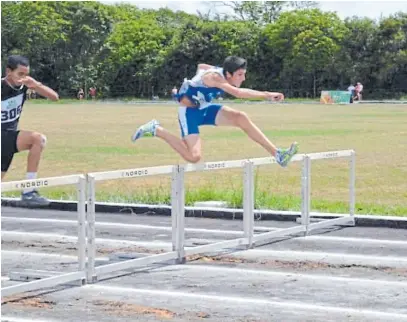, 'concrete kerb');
2,198,406,229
